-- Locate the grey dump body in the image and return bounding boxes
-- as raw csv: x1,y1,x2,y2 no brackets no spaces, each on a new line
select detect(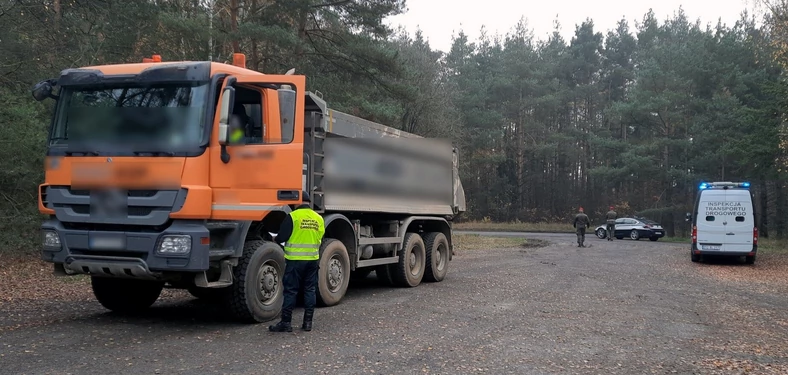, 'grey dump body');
303,92,466,217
